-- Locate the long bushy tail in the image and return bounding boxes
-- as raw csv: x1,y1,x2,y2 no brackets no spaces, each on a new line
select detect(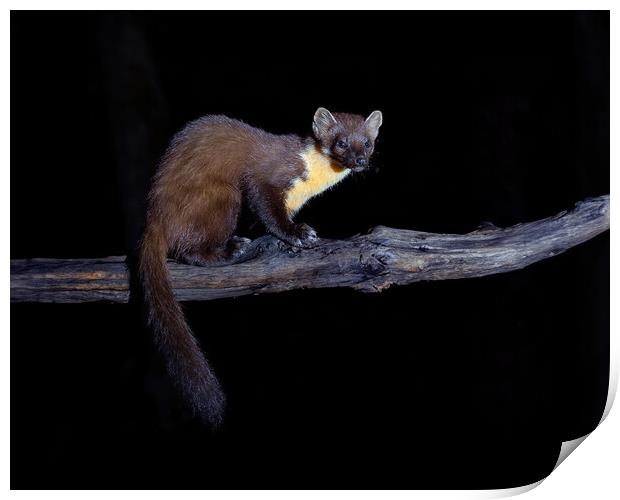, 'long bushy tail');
139,221,226,428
